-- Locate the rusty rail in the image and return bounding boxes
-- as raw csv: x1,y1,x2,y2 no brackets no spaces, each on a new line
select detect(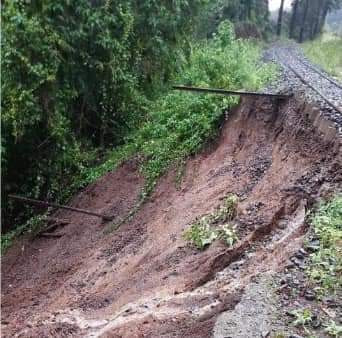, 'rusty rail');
173,85,292,99
8,194,114,221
